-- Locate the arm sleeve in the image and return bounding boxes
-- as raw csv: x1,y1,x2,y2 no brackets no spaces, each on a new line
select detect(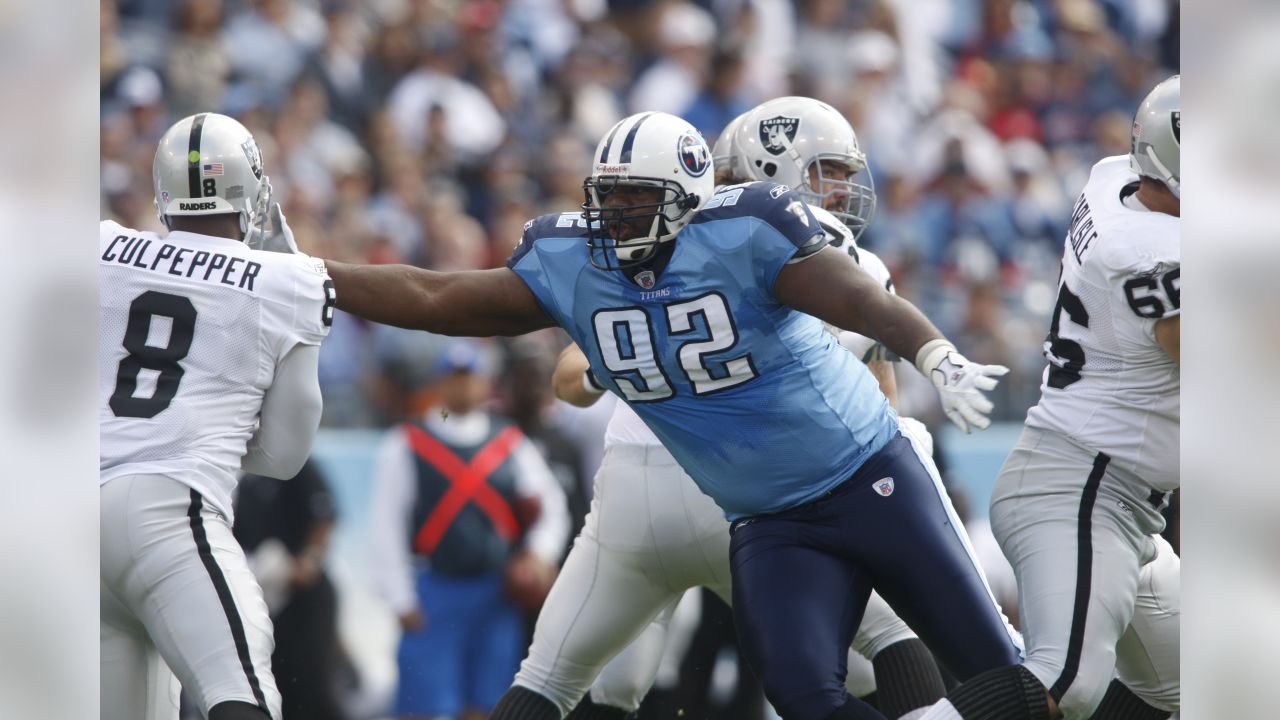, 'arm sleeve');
748,186,826,296
241,343,322,479
511,440,570,566
367,430,421,616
